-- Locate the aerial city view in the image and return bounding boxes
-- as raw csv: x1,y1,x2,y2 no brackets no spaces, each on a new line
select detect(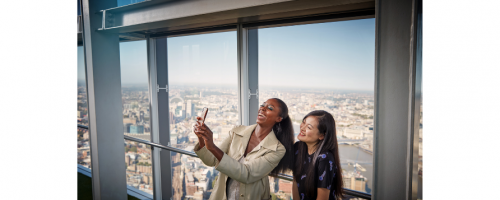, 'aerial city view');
76,18,426,200
75,83,421,199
